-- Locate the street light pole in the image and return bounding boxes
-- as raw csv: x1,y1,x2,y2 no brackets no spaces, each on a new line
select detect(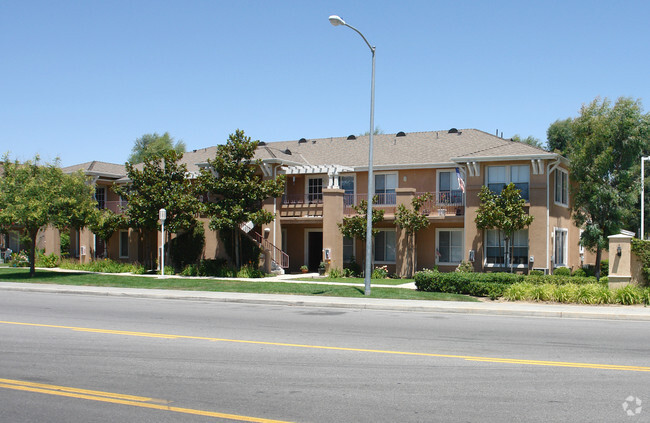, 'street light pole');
159,208,166,277
642,157,650,240
329,15,375,296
